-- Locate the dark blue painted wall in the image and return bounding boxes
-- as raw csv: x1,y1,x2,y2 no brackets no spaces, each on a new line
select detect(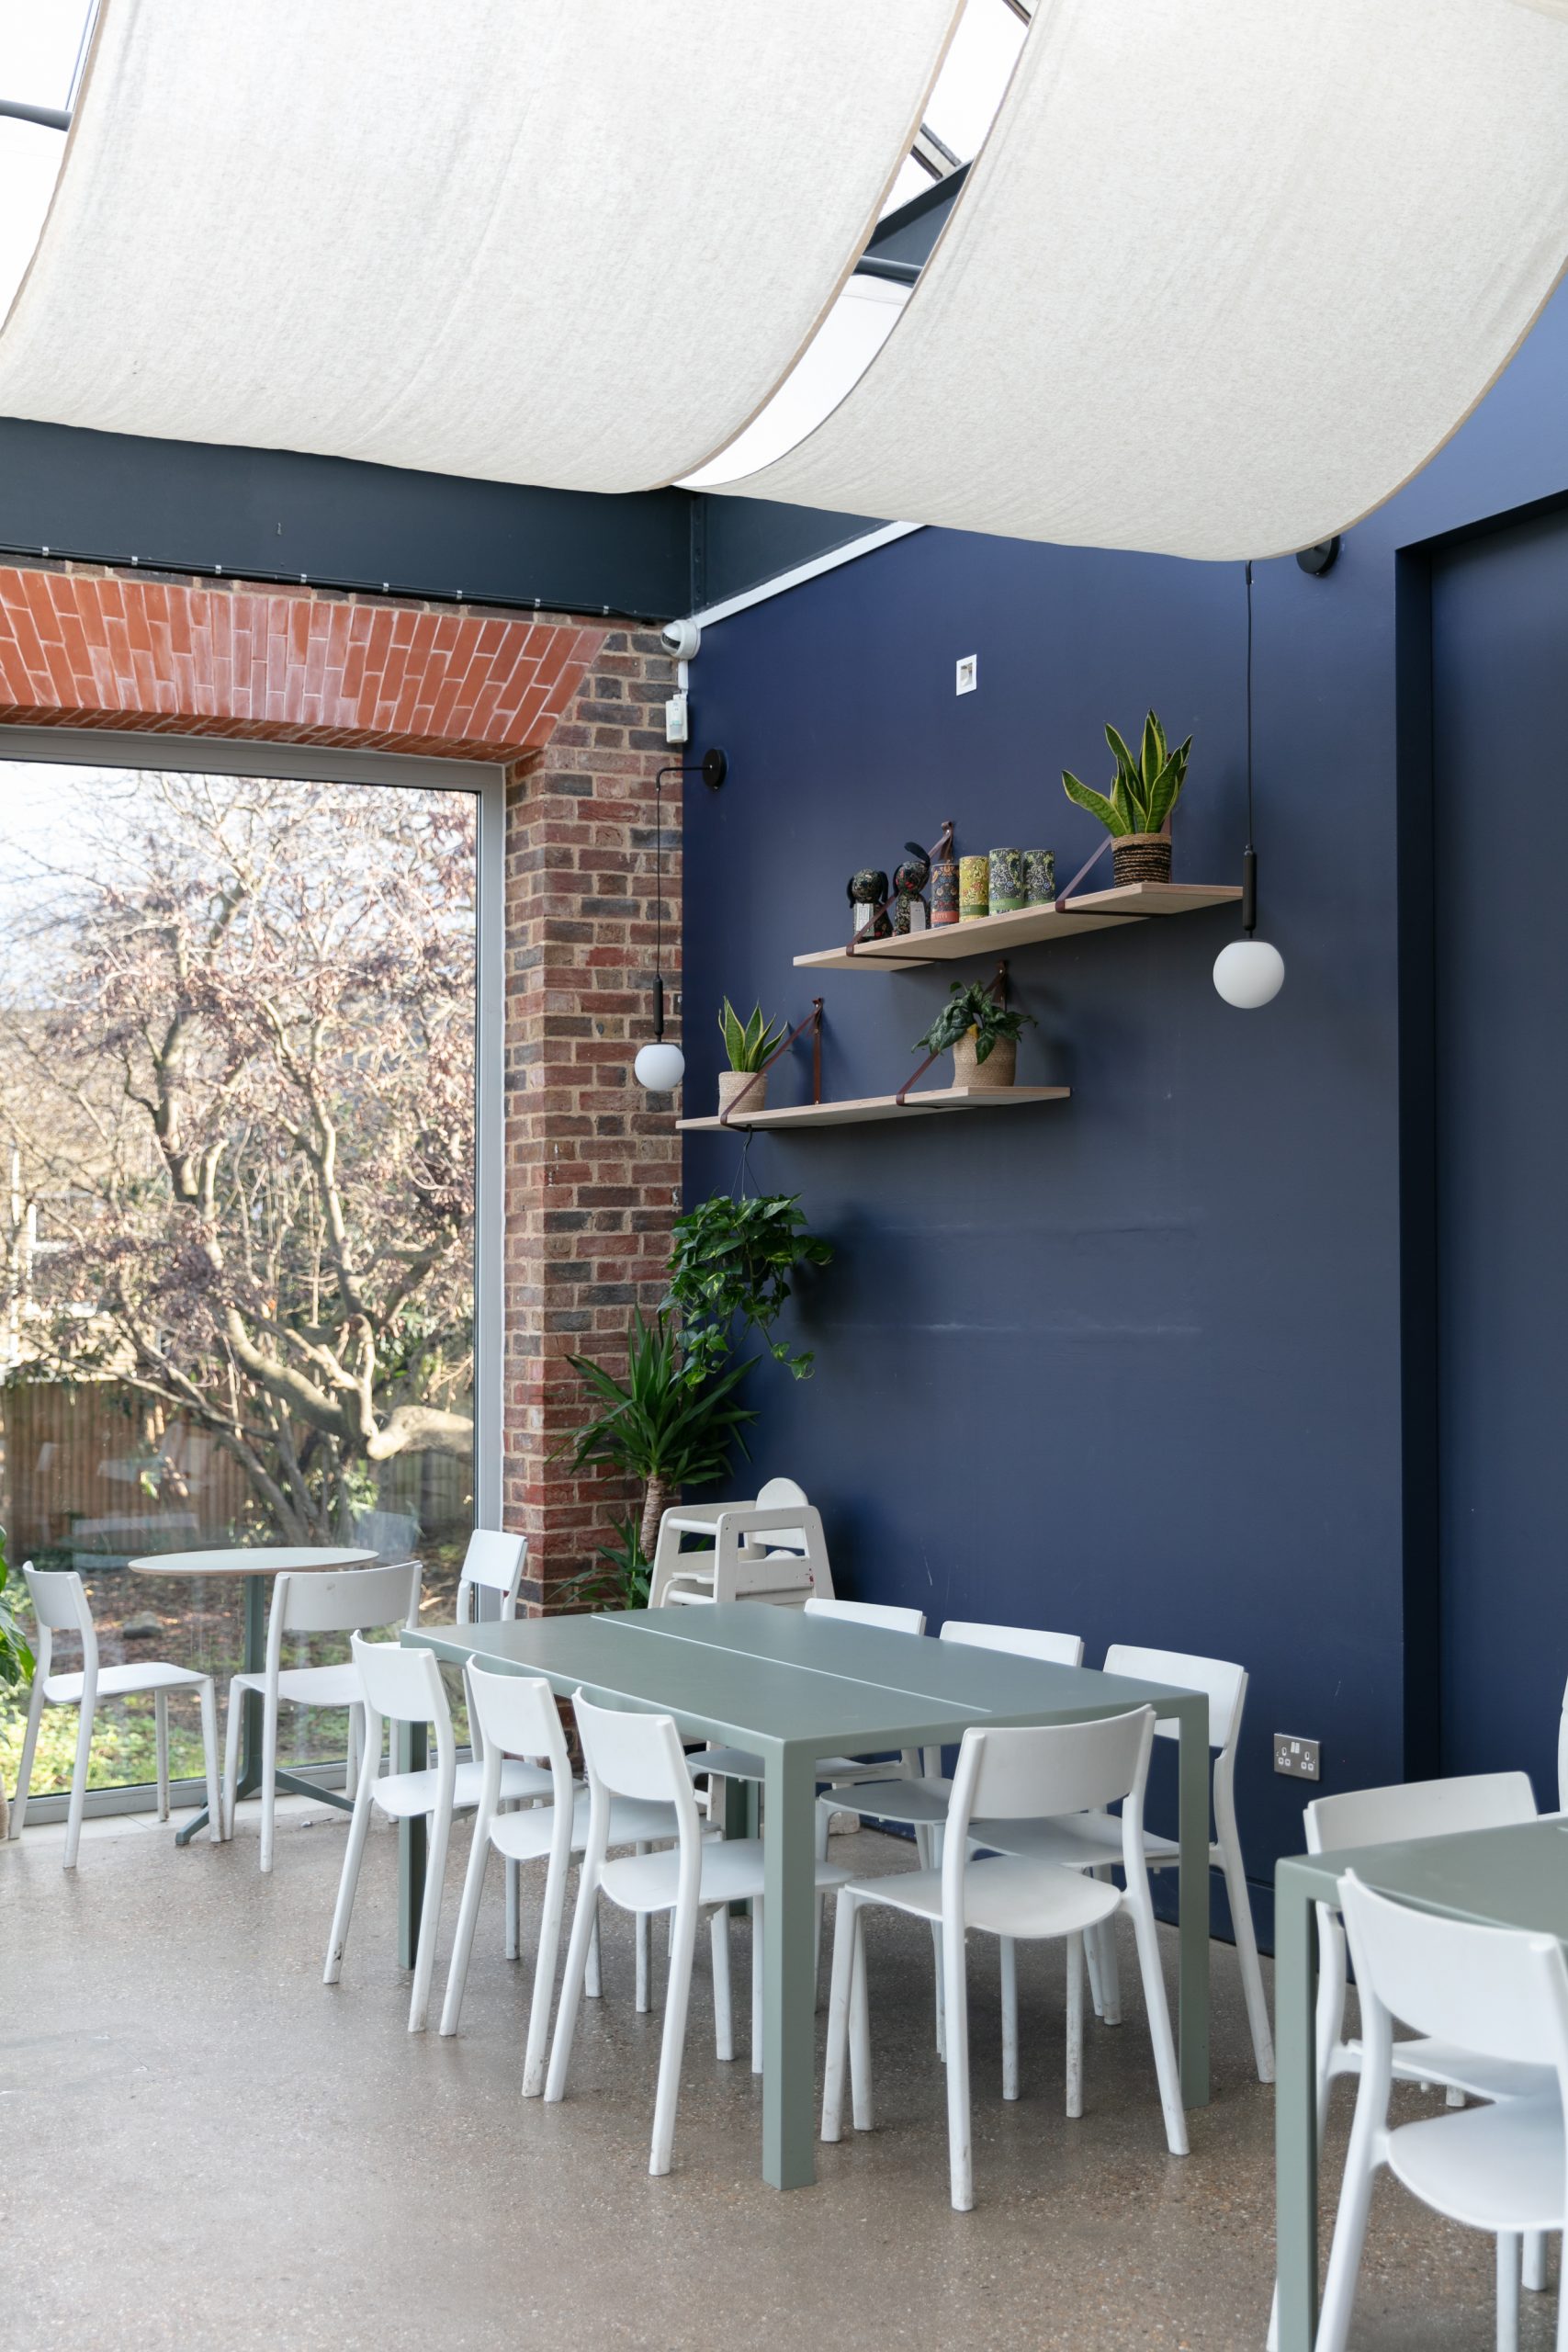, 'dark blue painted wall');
681,278,1568,1910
